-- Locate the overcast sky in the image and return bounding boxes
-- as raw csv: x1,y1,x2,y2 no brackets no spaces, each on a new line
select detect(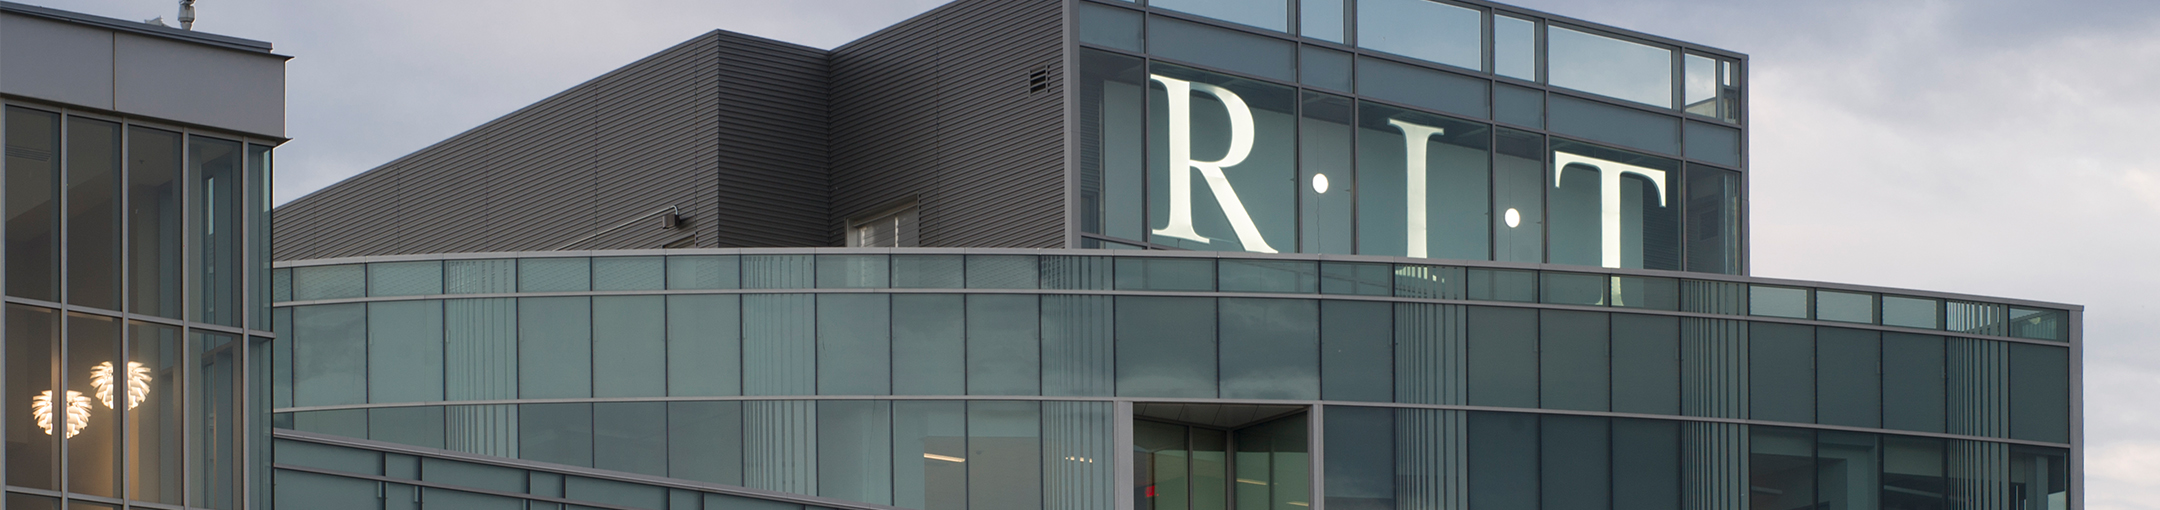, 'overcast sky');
27,0,2158,507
